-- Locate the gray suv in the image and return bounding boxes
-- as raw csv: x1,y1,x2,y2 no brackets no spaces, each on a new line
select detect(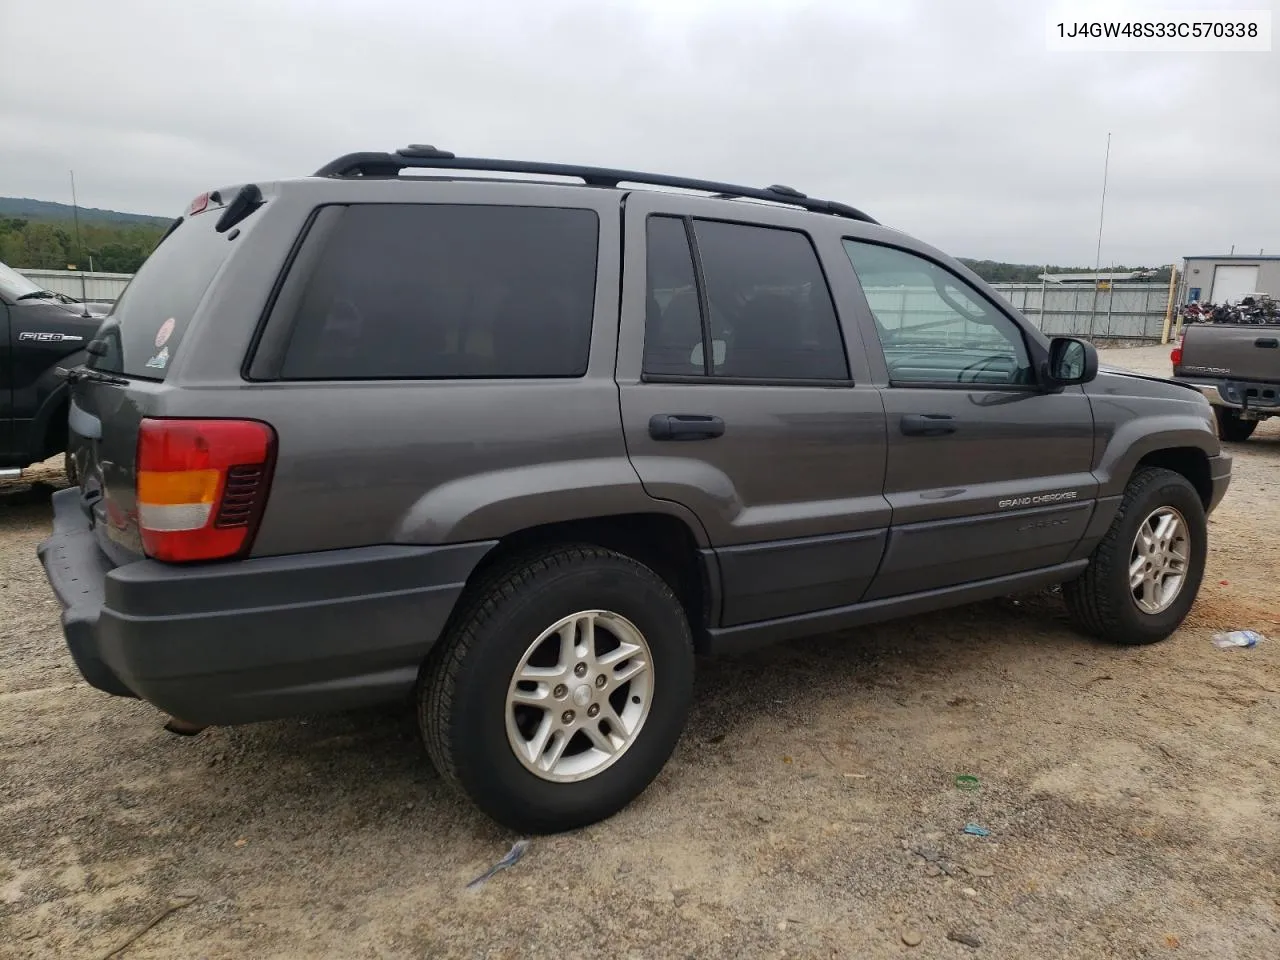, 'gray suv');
38,146,1232,833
